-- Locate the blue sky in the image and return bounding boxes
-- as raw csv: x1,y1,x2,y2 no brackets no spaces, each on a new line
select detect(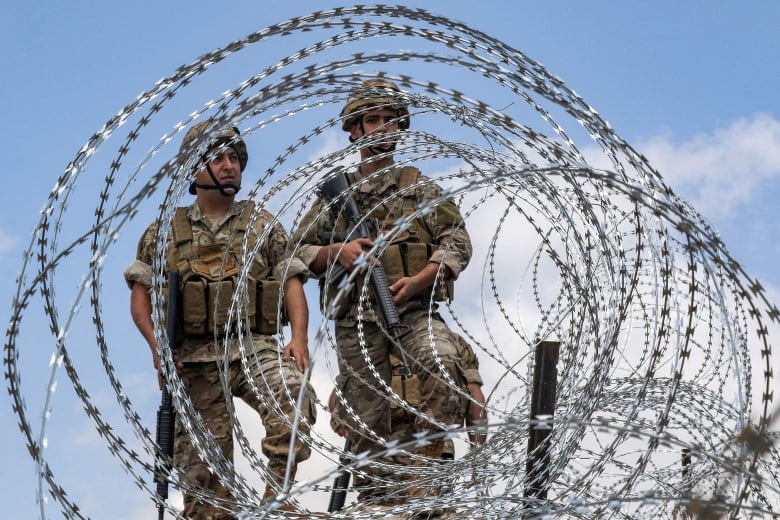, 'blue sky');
2,2,779,518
